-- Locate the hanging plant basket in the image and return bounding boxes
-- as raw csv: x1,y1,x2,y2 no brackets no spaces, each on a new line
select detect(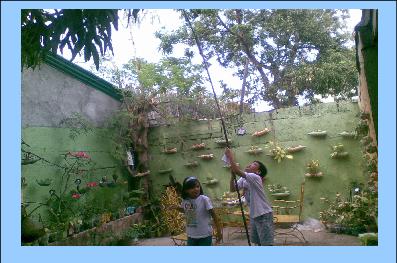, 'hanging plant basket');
158,168,173,174
191,143,206,150
267,184,290,198
252,128,271,137
305,172,324,178
184,161,199,168
22,158,40,165
197,154,214,160
271,191,291,198
338,131,357,138
134,171,151,177
215,139,231,146
36,178,52,186
202,178,219,185
286,145,307,153
330,152,349,159
245,146,263,155
163,148,177,154
308,130,327,137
